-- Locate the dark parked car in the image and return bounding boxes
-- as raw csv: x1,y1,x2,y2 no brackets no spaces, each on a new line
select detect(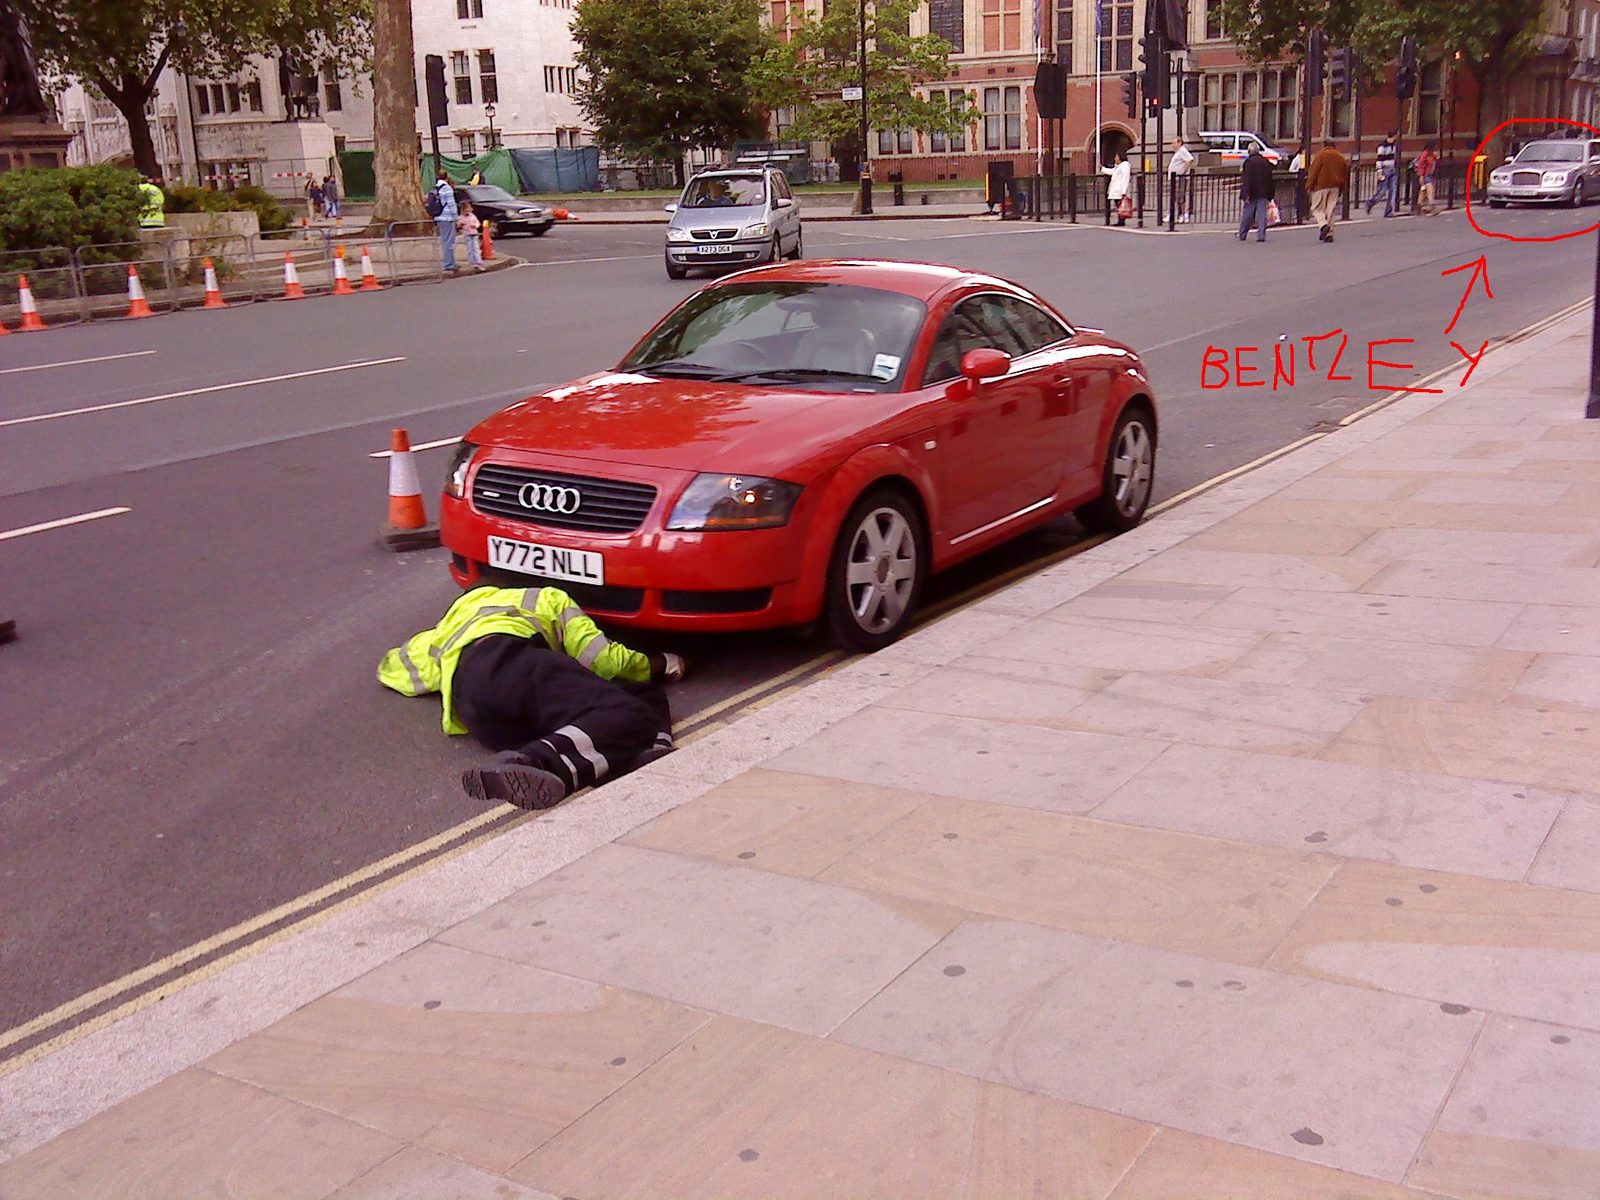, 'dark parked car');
457,184,554,236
